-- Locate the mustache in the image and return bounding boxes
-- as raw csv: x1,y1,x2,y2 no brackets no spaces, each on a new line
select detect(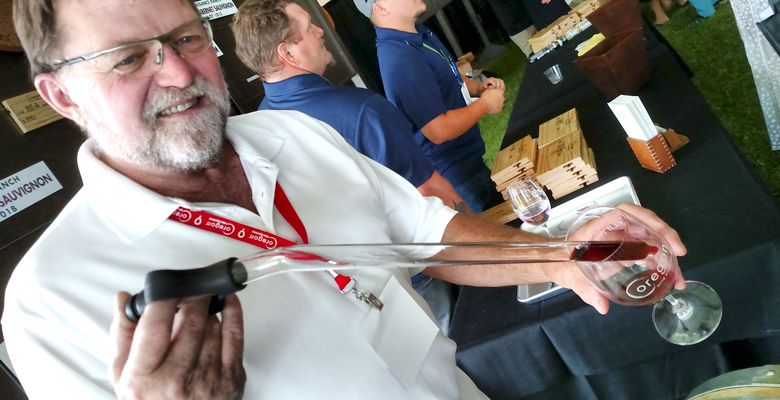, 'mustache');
141,77,213,124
